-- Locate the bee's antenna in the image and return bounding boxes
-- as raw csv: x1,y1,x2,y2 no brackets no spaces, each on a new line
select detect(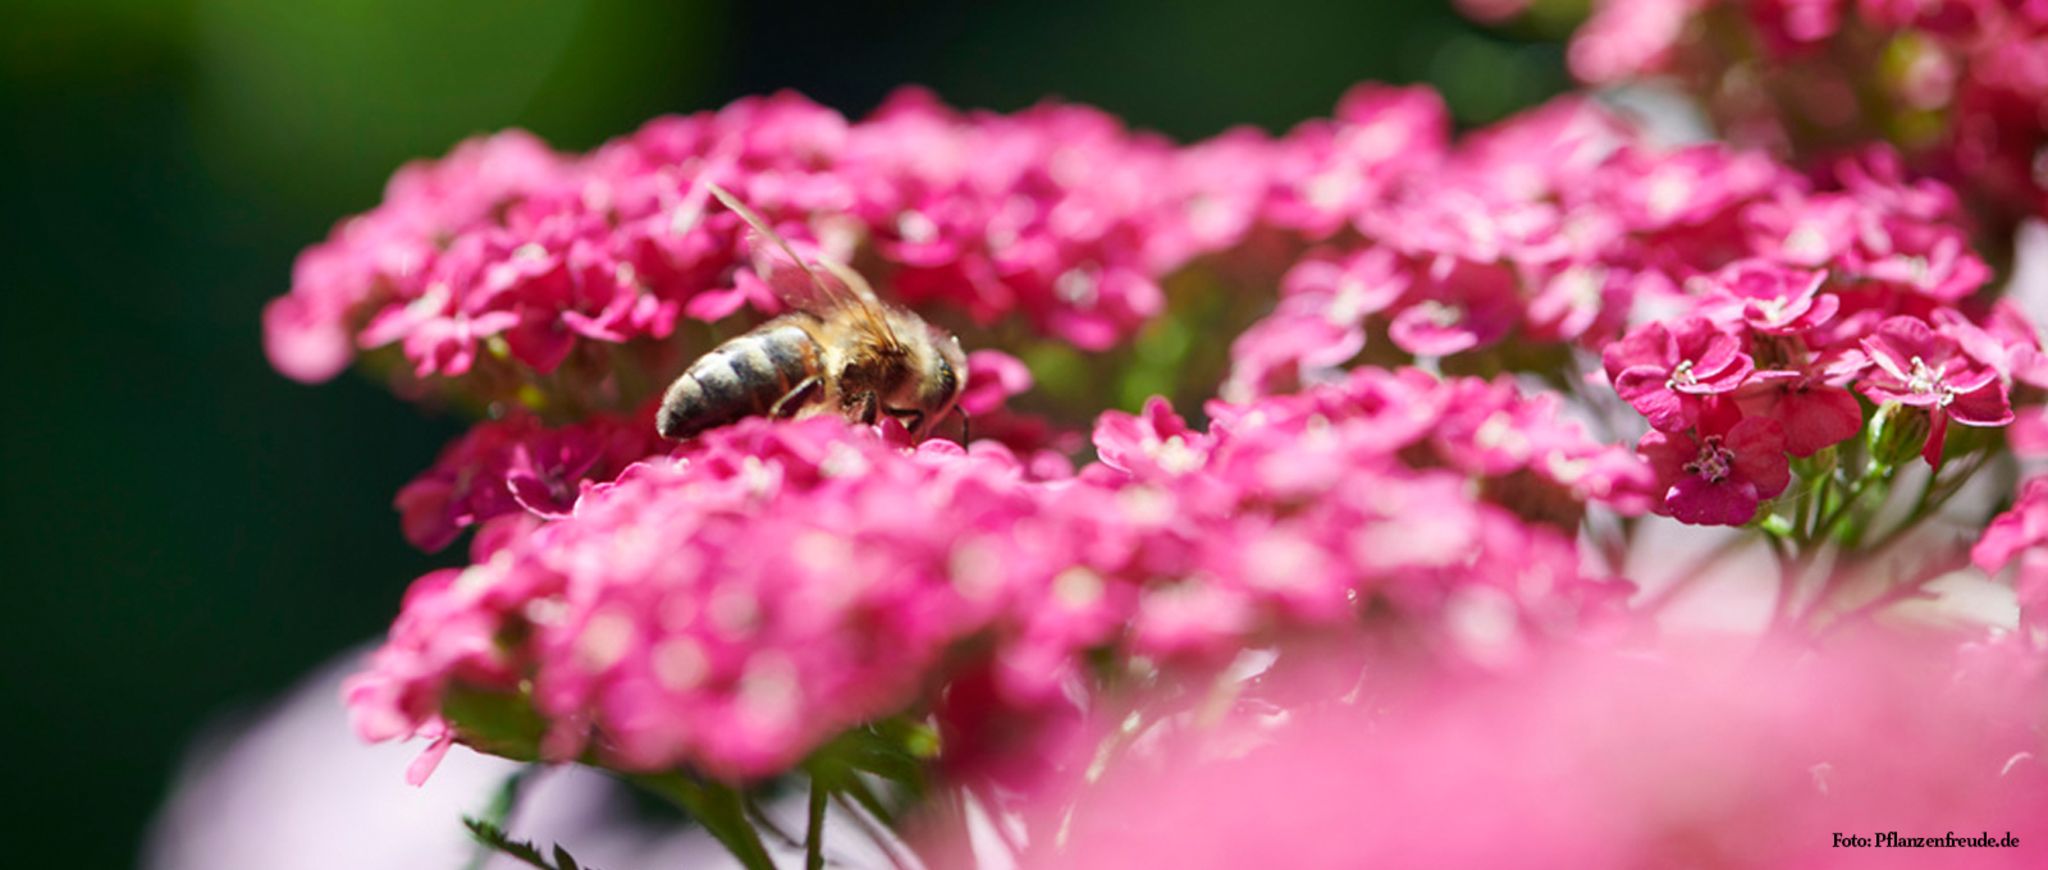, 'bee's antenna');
704,181,829,292
957,408,972,445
